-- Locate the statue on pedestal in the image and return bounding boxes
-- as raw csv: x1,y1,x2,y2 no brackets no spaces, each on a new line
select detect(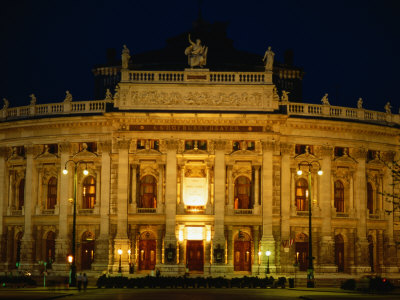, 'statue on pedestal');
281,90,290,101
3,98,9,109
105,89,113,100
184,34,208,68
263,46,275,71
121,45,131,69
321,93,330,105
384,101,392,114
64,90,73,103
357,97,363,109
29,94,36,105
